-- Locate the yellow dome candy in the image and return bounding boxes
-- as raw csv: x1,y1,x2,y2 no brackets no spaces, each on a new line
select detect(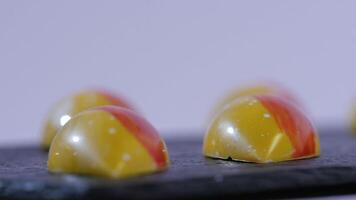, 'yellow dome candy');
41,90,134,149
48,106,169,178
203,95,320,163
